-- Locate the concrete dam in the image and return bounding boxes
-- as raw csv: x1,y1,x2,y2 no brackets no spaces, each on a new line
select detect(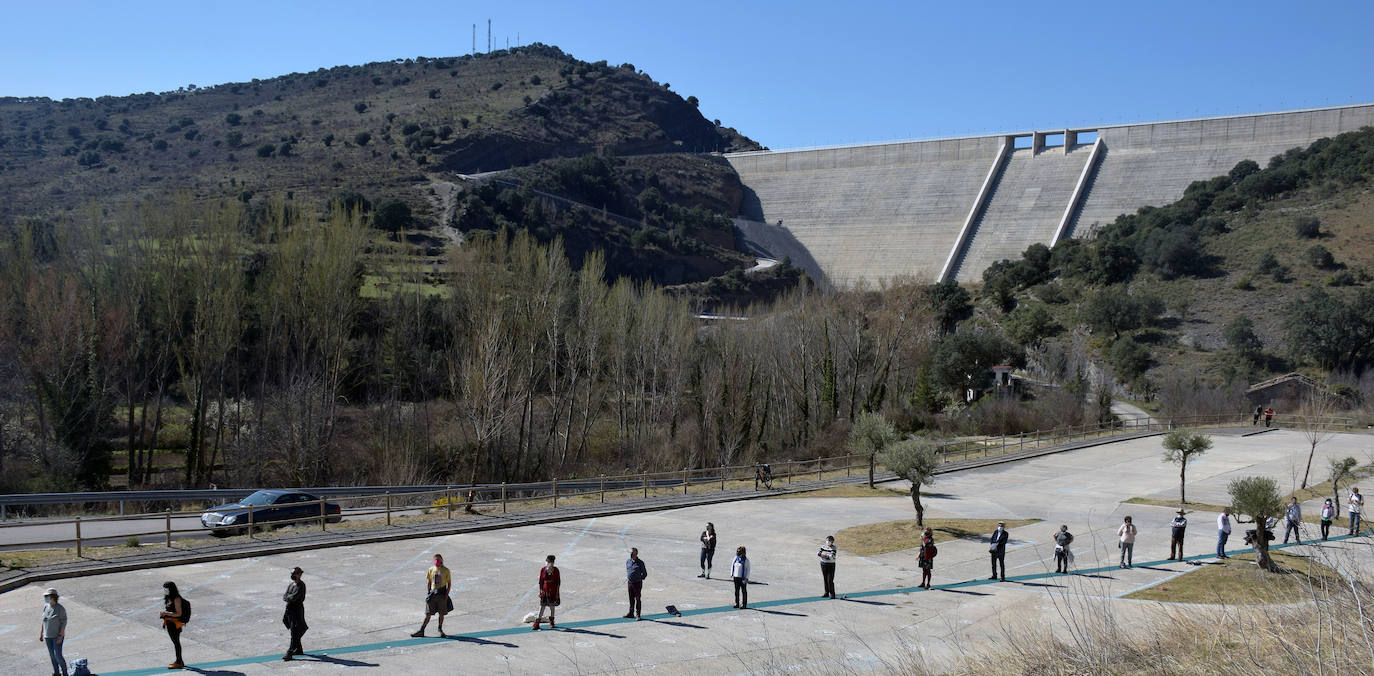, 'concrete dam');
726,104,1374,286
